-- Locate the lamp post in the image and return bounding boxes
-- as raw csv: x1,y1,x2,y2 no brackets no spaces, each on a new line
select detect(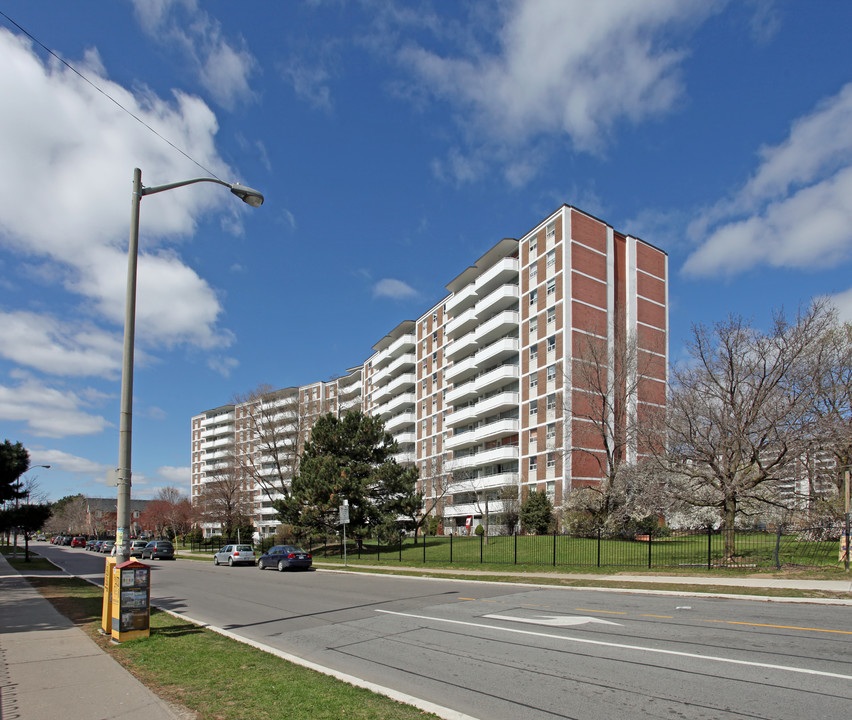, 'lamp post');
115,168,263,563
